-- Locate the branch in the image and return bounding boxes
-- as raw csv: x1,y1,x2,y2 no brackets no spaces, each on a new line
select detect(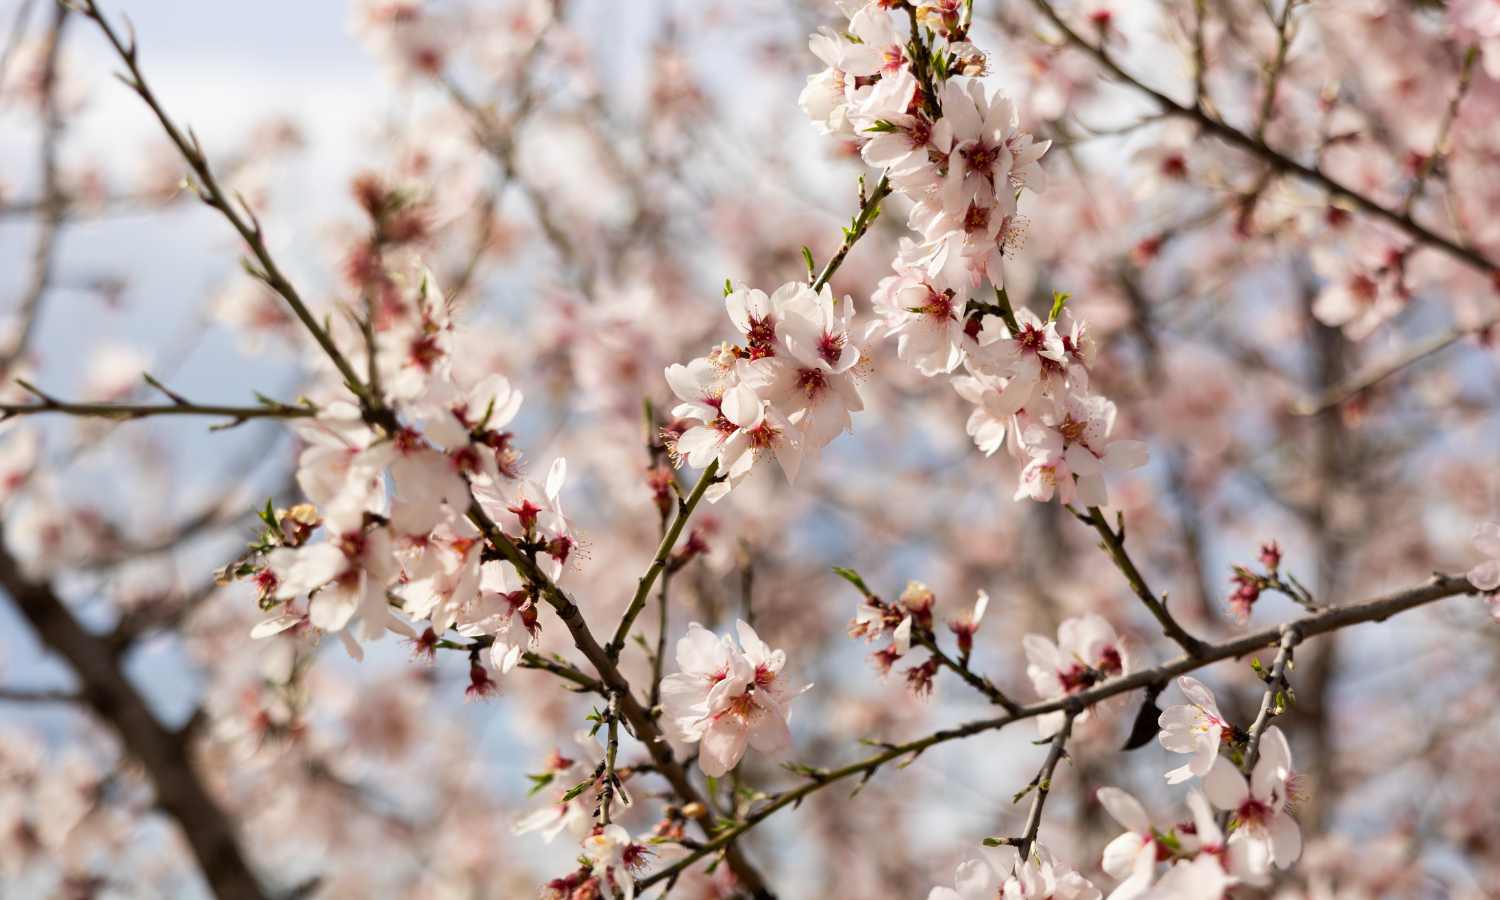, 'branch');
606,458,720,662
75,1,371,406
811,174,892,292
1402,46,1477,217
1024,0,1500,277
519,651,606,695
636,573,1476,888
1242,627,1299,774
0,383,315,426
0,538,267,899
1252,0,1300,141
1293,318,1495,416
910,624,1020,713
1081,506,1206,656
1217,626,1300,831
1013,708,1076,859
